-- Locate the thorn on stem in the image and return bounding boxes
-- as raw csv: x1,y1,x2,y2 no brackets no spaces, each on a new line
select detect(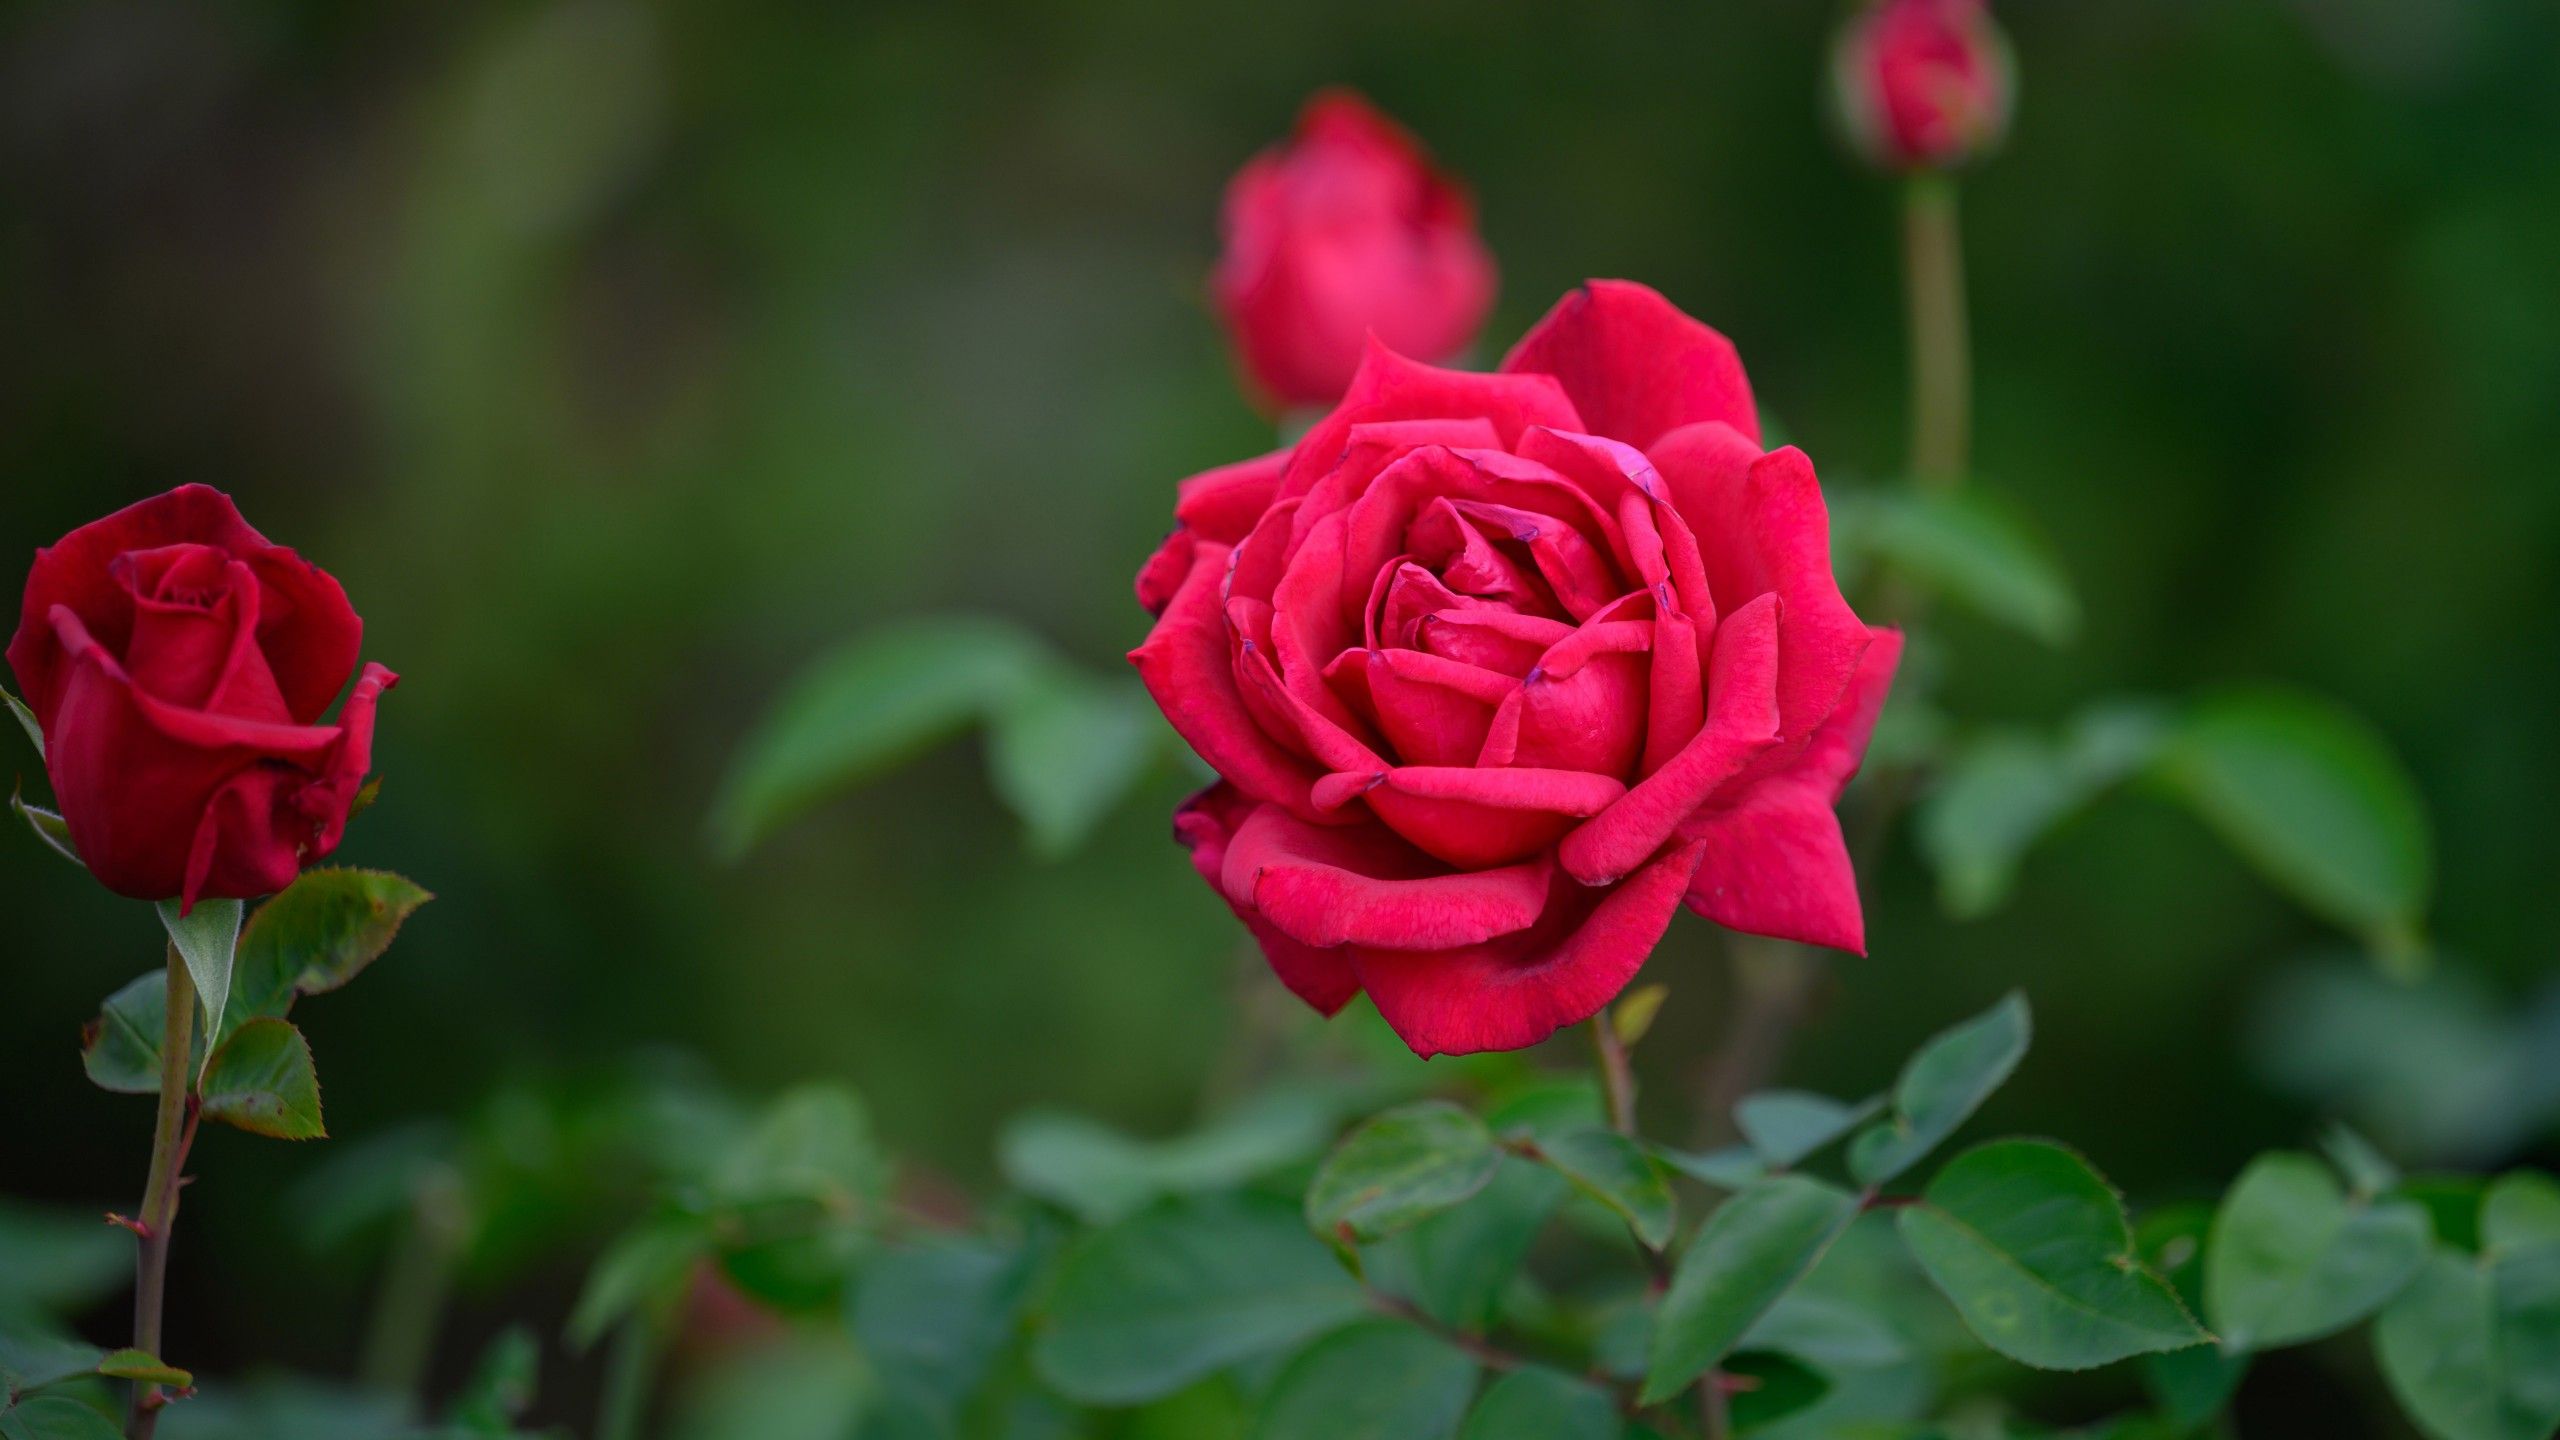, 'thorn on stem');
105,1212,151,1238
